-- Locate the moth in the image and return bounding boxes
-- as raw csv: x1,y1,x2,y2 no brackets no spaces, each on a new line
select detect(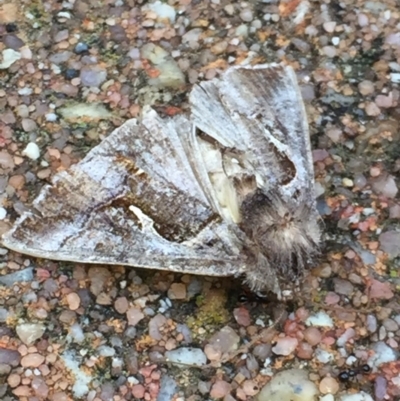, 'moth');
1,64,320,296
